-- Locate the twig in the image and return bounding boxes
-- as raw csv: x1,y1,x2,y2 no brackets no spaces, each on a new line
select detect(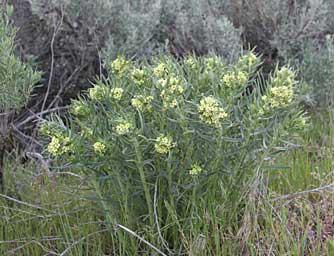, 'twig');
0,193,55,213
59,229,108,256
15,106,69,128
0,236,62,244
41,7,64,112
272,183,334,201
116,223,167,256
